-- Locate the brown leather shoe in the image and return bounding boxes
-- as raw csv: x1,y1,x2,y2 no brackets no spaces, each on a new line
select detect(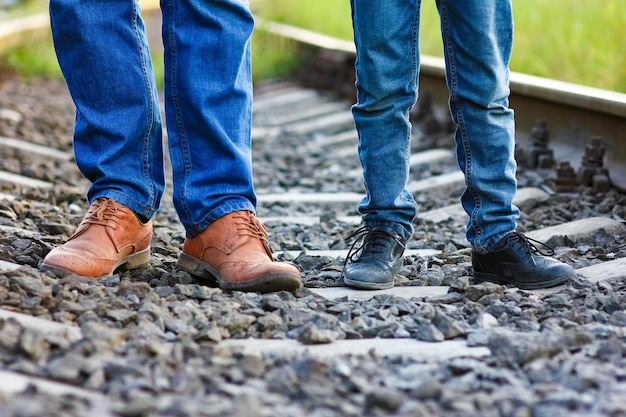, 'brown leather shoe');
40,198,152,278
177,210,302,293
